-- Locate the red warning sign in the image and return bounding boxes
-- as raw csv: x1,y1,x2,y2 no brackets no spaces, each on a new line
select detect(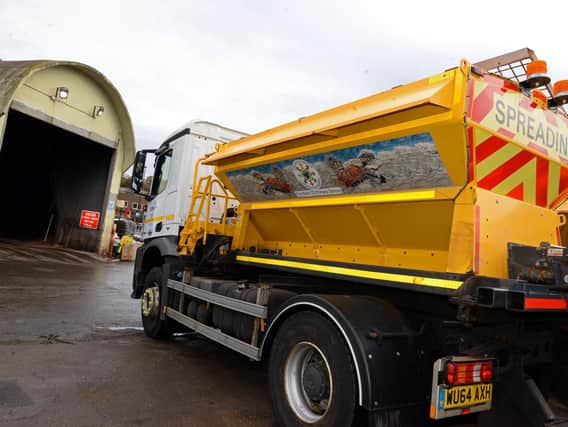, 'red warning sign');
79,210,101,230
